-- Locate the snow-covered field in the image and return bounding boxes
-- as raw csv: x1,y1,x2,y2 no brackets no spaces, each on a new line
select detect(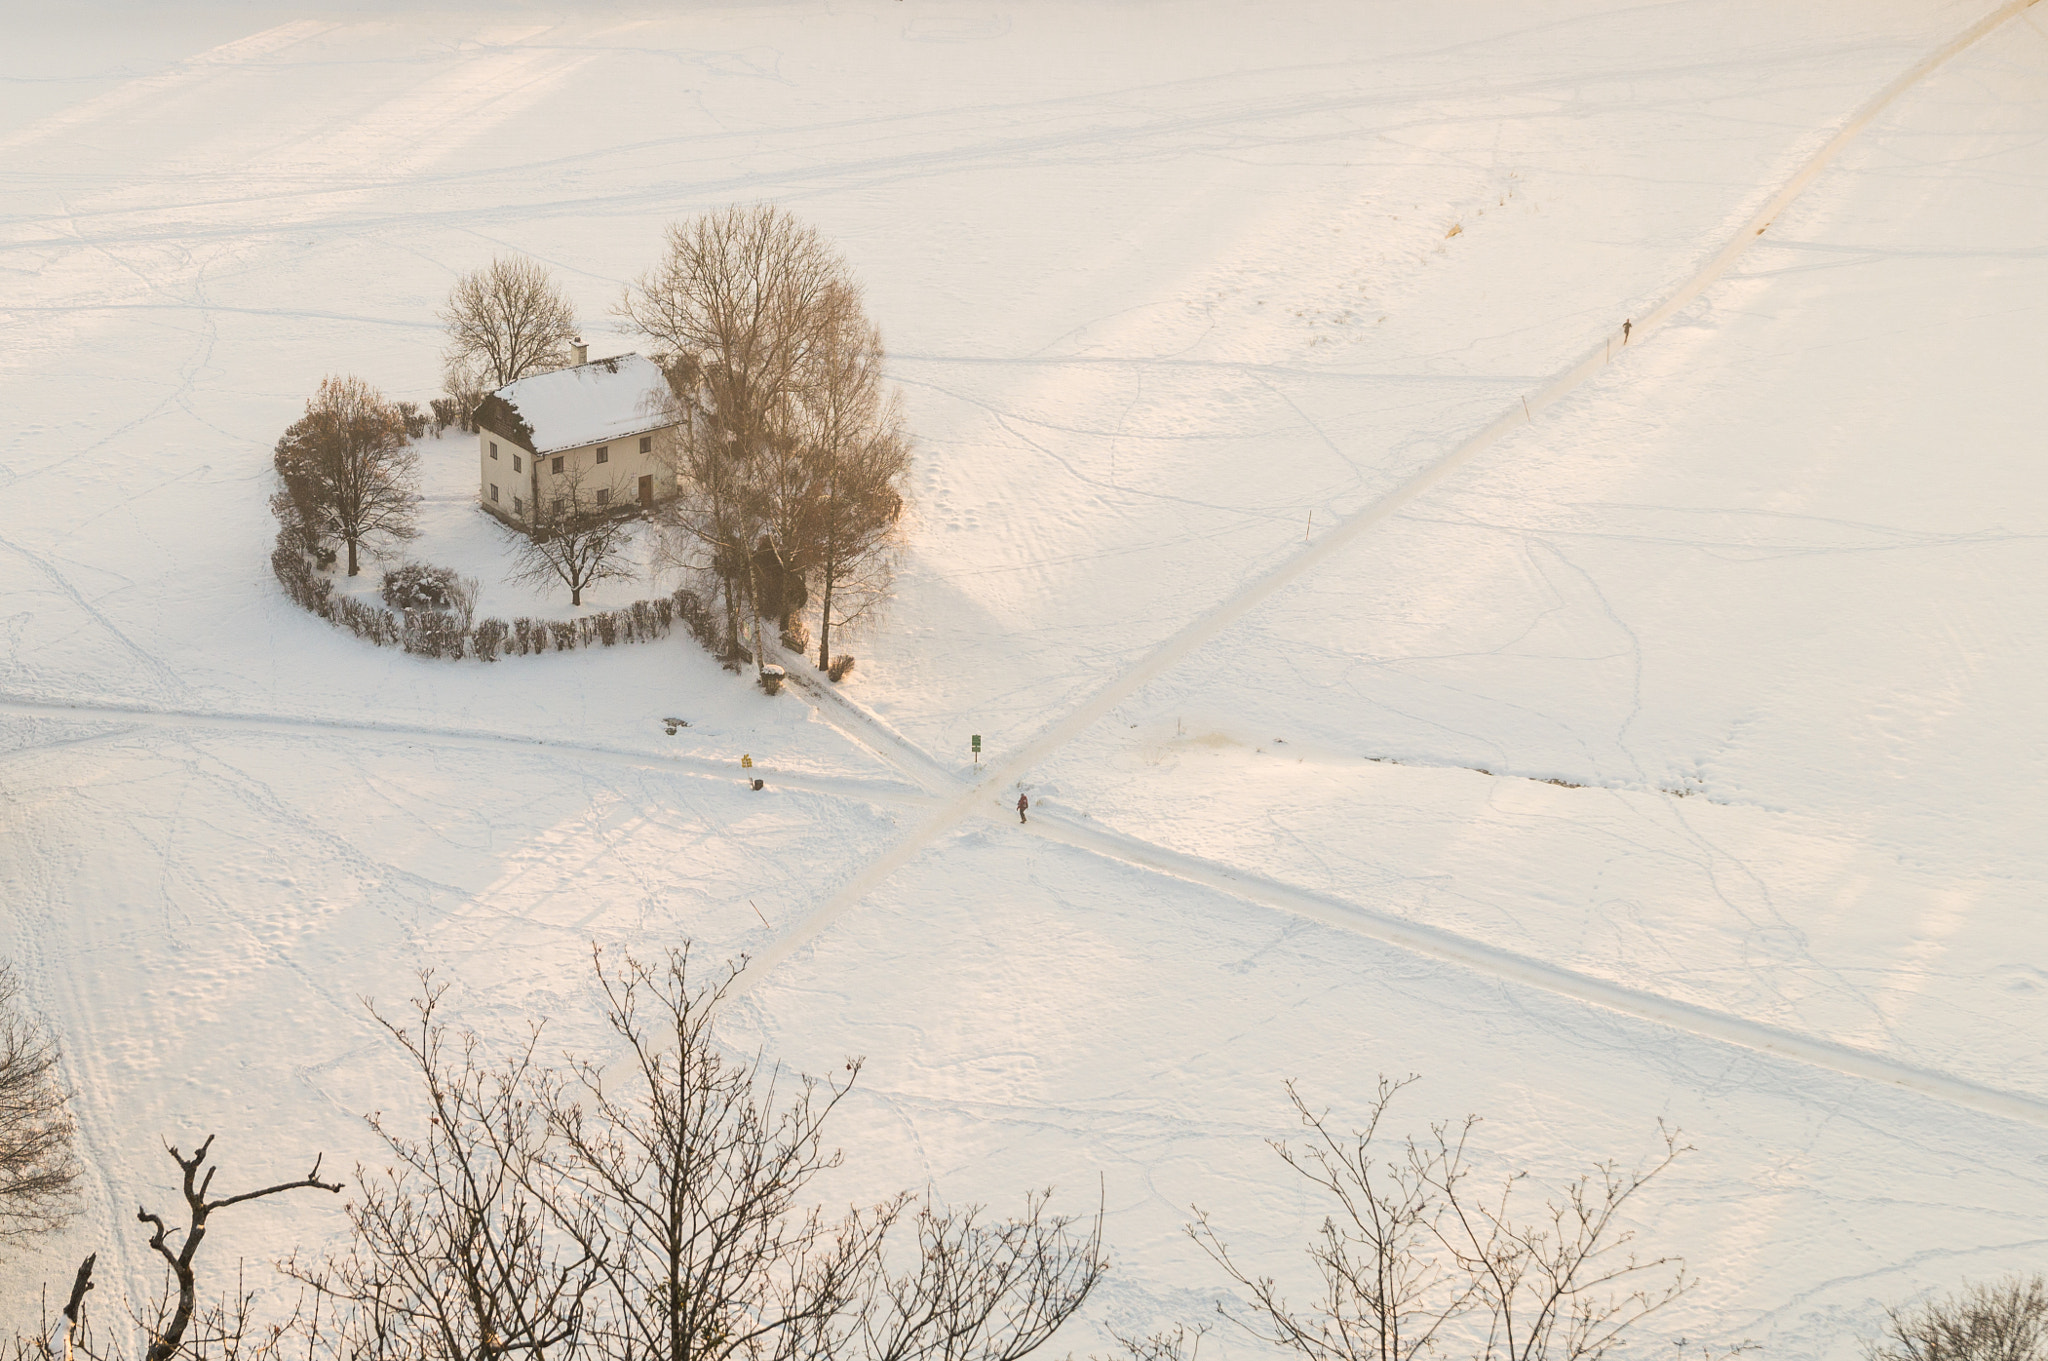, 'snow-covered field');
4,2,2047,1355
